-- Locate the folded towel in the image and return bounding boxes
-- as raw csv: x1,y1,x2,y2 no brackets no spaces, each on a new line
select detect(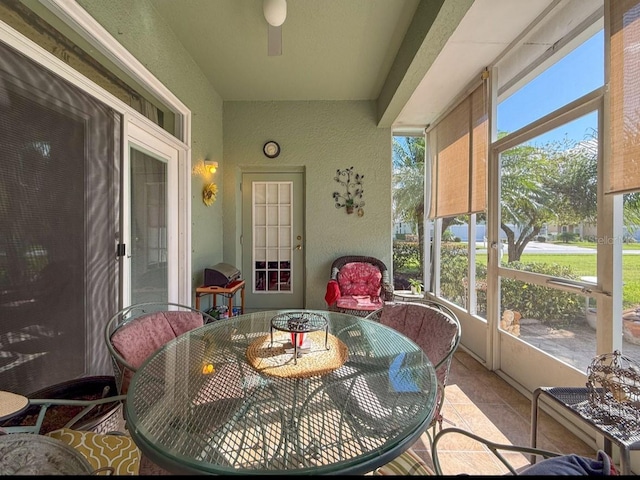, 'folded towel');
353,295,373,305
